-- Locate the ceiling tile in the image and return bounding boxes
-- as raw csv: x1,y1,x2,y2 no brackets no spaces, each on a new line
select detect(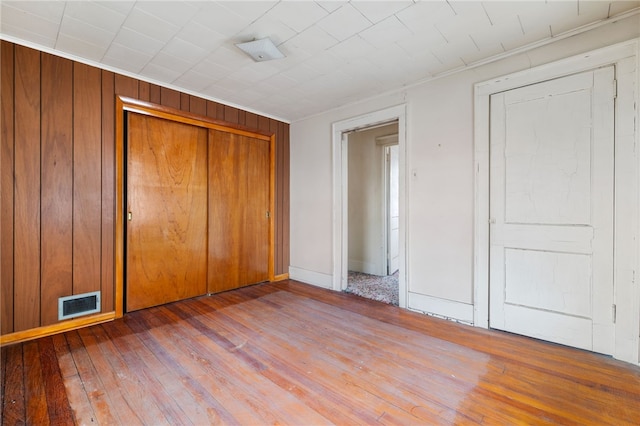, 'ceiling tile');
282,25,338,55
161,37,208,64
0,21,57,48
175,21,227,53
468,17,524,51
148,51,192,76
172,69,219,92
268,1,329,33
280,62,324,84
608,1,640,16
317,3,373,41
316,1,346,14
461,42,505,66
59,16,116,48
102,43,154,73
351,1,413,24
481,1,546,25
190,58,233,82
123,6,181,44
261,72,299,91
1,4,61,42
95,1,135,16
3,1,65,23
327,35,376,60
218,1,278,23
63,1,127,33
2,0,633,122
358,15,413,49
192,2,254,36
395,1,455,32
55,33,108,62
235,14,298,46
140,61,183,82
135,1,200,28
111,27,164,58
435,6,493,43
